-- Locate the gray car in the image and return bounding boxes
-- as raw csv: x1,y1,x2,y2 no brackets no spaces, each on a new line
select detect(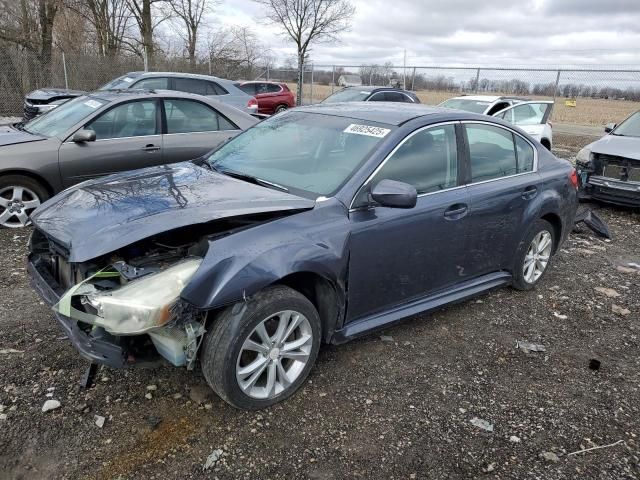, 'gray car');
24,72,259,120
0,90,257,228
576,110,640,207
